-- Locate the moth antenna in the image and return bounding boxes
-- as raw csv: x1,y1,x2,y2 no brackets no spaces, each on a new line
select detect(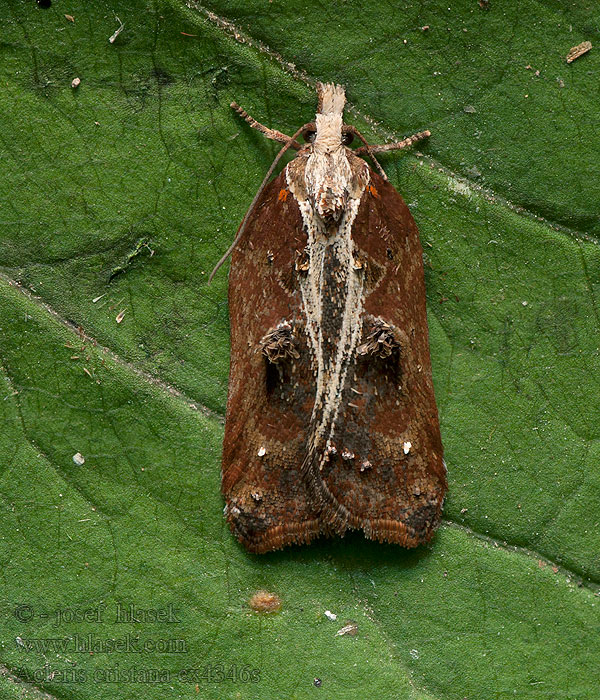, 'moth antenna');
355,130,431,154
230,101,302,149
208,122,310,283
